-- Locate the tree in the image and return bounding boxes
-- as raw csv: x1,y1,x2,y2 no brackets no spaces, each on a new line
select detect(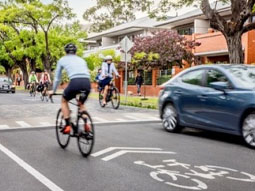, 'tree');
102,0,255,64
85,49,121,81
130,30,200,69
83,0,152,32
1,0,75,73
